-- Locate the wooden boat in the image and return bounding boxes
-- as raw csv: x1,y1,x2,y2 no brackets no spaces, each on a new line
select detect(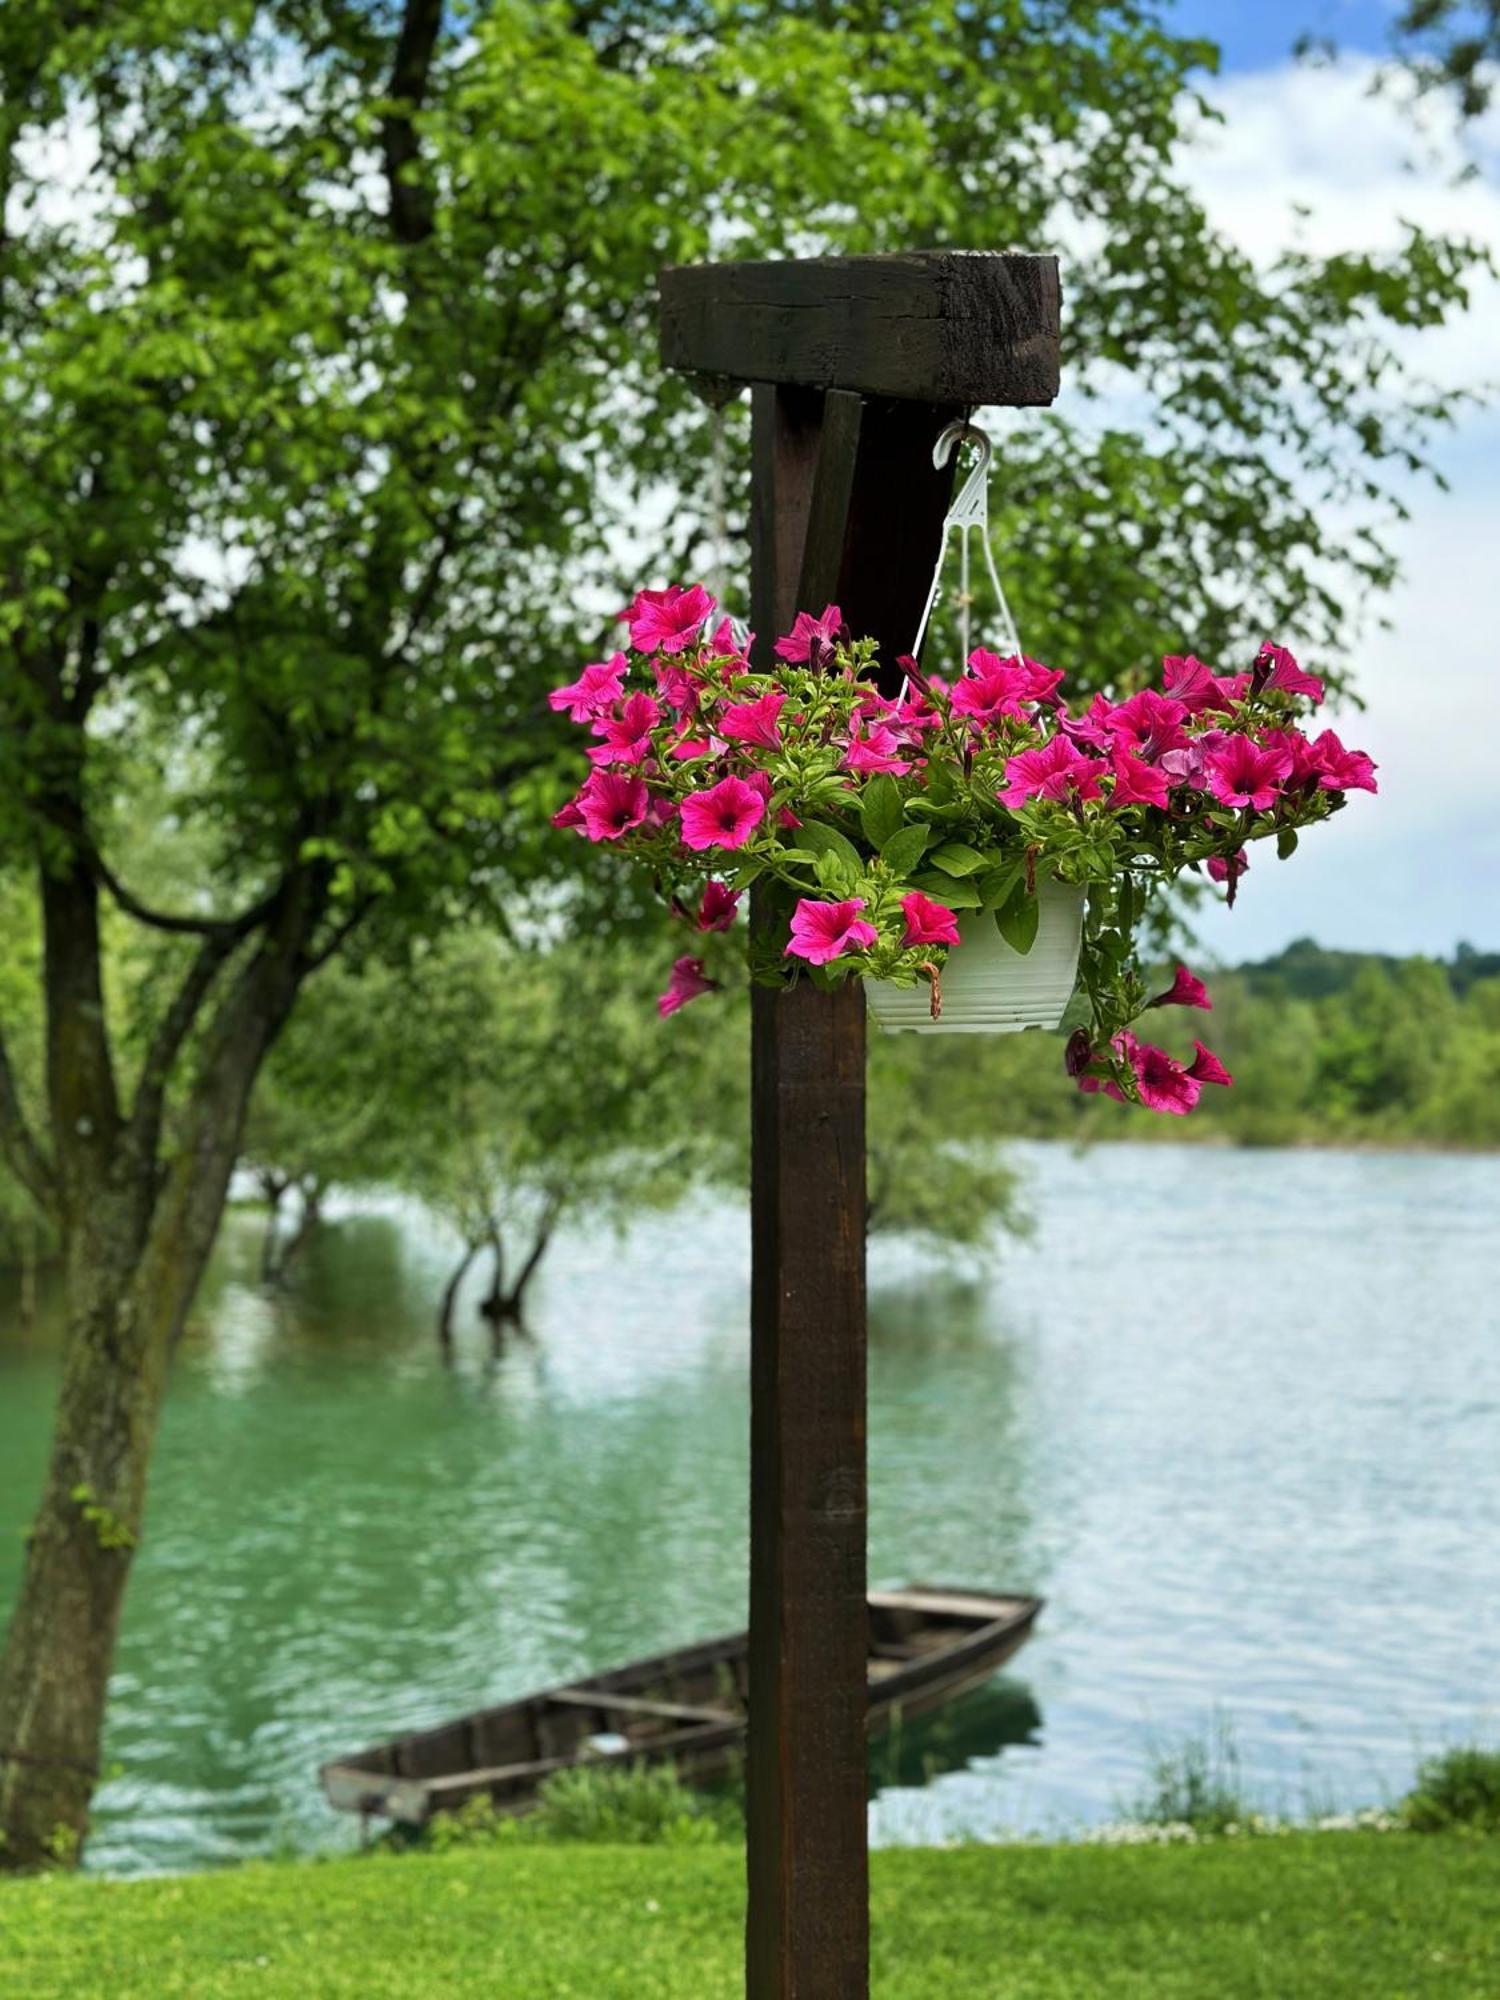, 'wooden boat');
320,1585,1042,1826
